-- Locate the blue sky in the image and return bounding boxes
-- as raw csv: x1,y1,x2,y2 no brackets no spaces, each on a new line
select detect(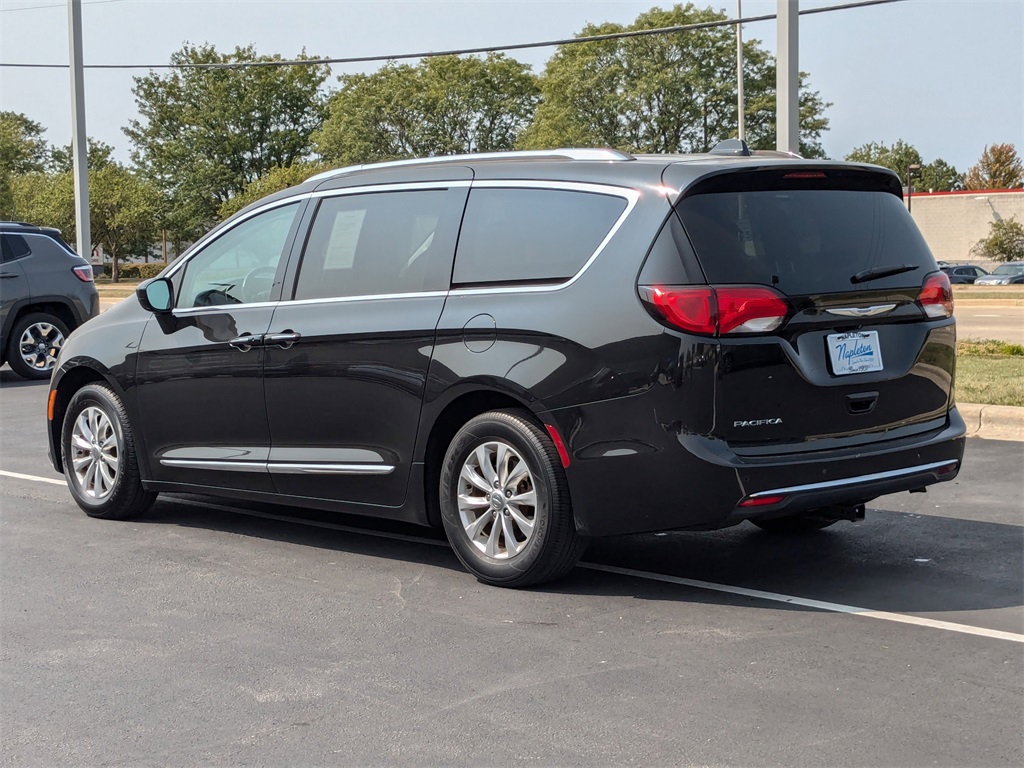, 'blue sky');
1,0,1021,172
